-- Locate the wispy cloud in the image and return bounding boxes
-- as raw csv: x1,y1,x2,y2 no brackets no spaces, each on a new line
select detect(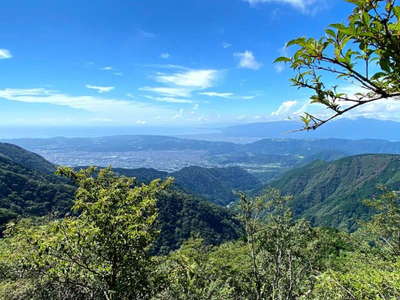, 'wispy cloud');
199,92,234,98
0,49,12,59
142,64,189,70
234,51,262,70
222,42,232,49
145,96,193,104
271,100,298,116
101,66,113,71
155,69,219,89
244,0,317,11
86,85,115,93
140,86,191,98
160,53,170,59
0,88,175,124
241,95,256,100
